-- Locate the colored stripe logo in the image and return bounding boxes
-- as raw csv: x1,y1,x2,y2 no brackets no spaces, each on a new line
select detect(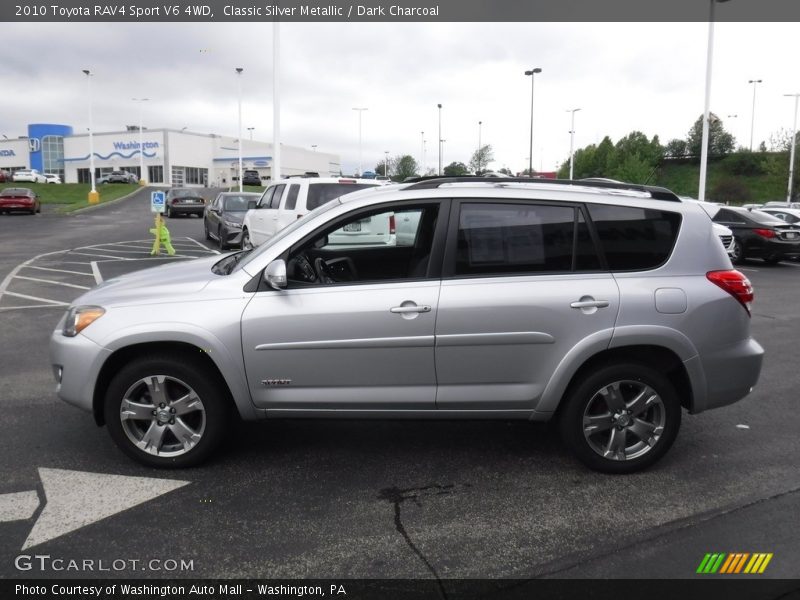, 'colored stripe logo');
696,553,773,574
